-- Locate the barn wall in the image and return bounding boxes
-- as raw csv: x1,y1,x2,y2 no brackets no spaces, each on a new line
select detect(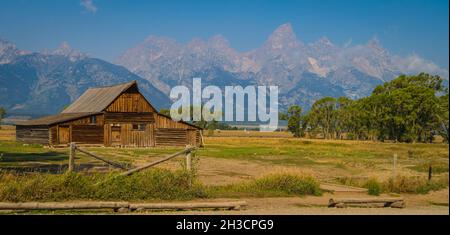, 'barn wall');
106,93,155,113
70,125,104,144
16,125,49,145
49,126,58,145
104,112,155,123
104,123,154,147
155,128,188,146
155,114,197,129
